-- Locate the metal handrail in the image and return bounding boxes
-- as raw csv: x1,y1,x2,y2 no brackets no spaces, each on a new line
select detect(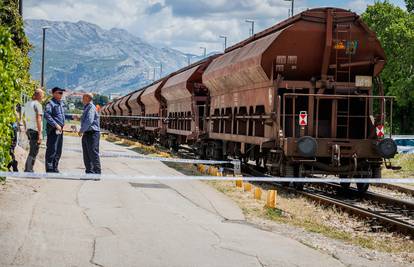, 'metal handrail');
282,93,394,139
